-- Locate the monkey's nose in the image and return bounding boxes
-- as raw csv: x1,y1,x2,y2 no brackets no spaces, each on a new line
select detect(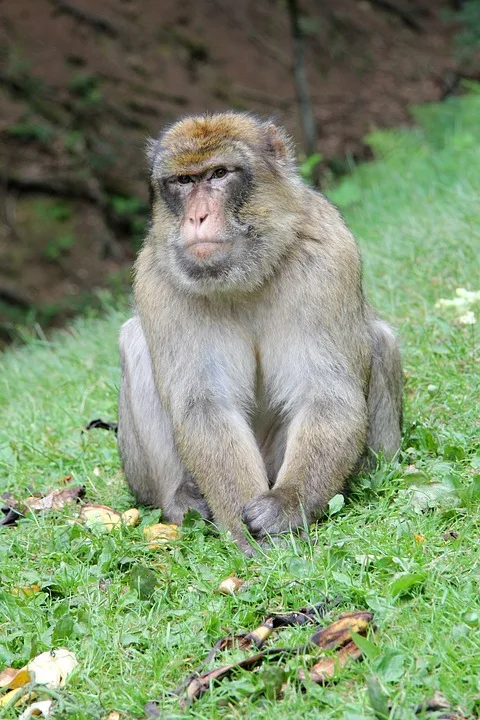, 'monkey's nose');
190,213,208,226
